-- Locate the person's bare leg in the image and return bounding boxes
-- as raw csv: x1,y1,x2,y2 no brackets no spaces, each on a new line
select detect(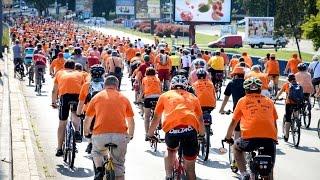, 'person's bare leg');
57,120,67,149
285,122,291,139
144,108,151,133
71,112,80,131
184,159,196,180
234,147,246,174
116,176,124,180
165,150,176,178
